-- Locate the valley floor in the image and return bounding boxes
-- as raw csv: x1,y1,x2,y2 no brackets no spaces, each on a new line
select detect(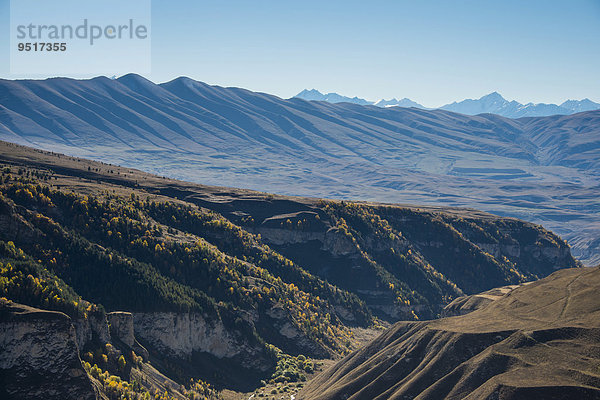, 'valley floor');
222,327,384,400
